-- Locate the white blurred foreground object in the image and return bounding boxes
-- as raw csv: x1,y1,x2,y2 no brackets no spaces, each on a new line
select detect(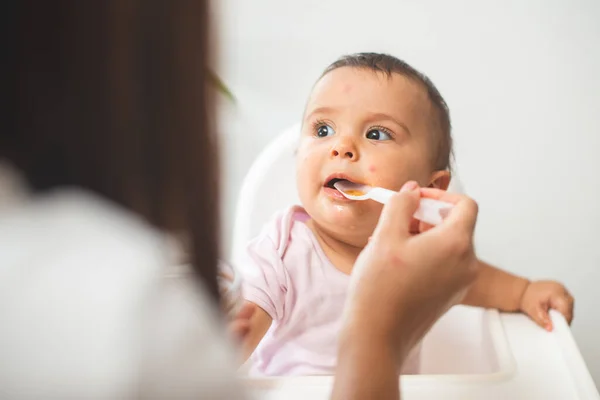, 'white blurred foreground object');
232,124,599,399
0,163,246,399
333,180,453,226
